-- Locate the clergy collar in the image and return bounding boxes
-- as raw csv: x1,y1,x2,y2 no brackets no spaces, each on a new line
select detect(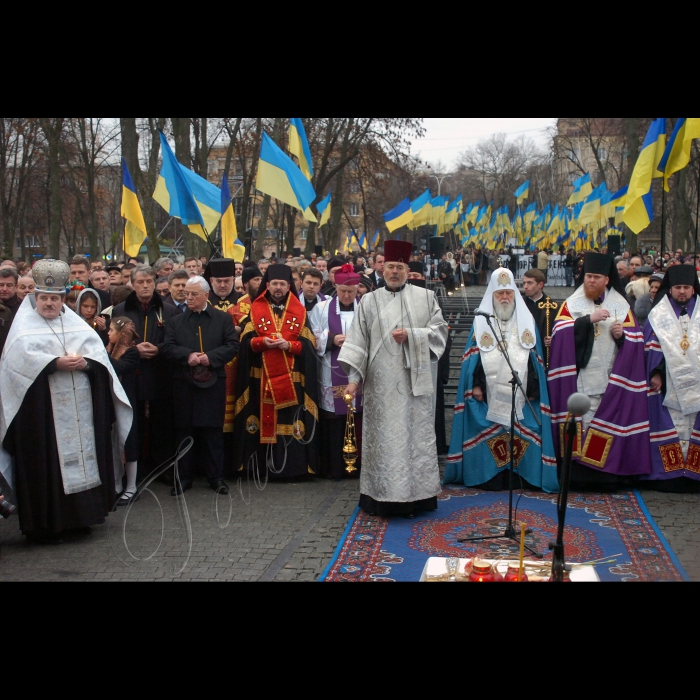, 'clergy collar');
670,294,697,317
384,283,407,294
